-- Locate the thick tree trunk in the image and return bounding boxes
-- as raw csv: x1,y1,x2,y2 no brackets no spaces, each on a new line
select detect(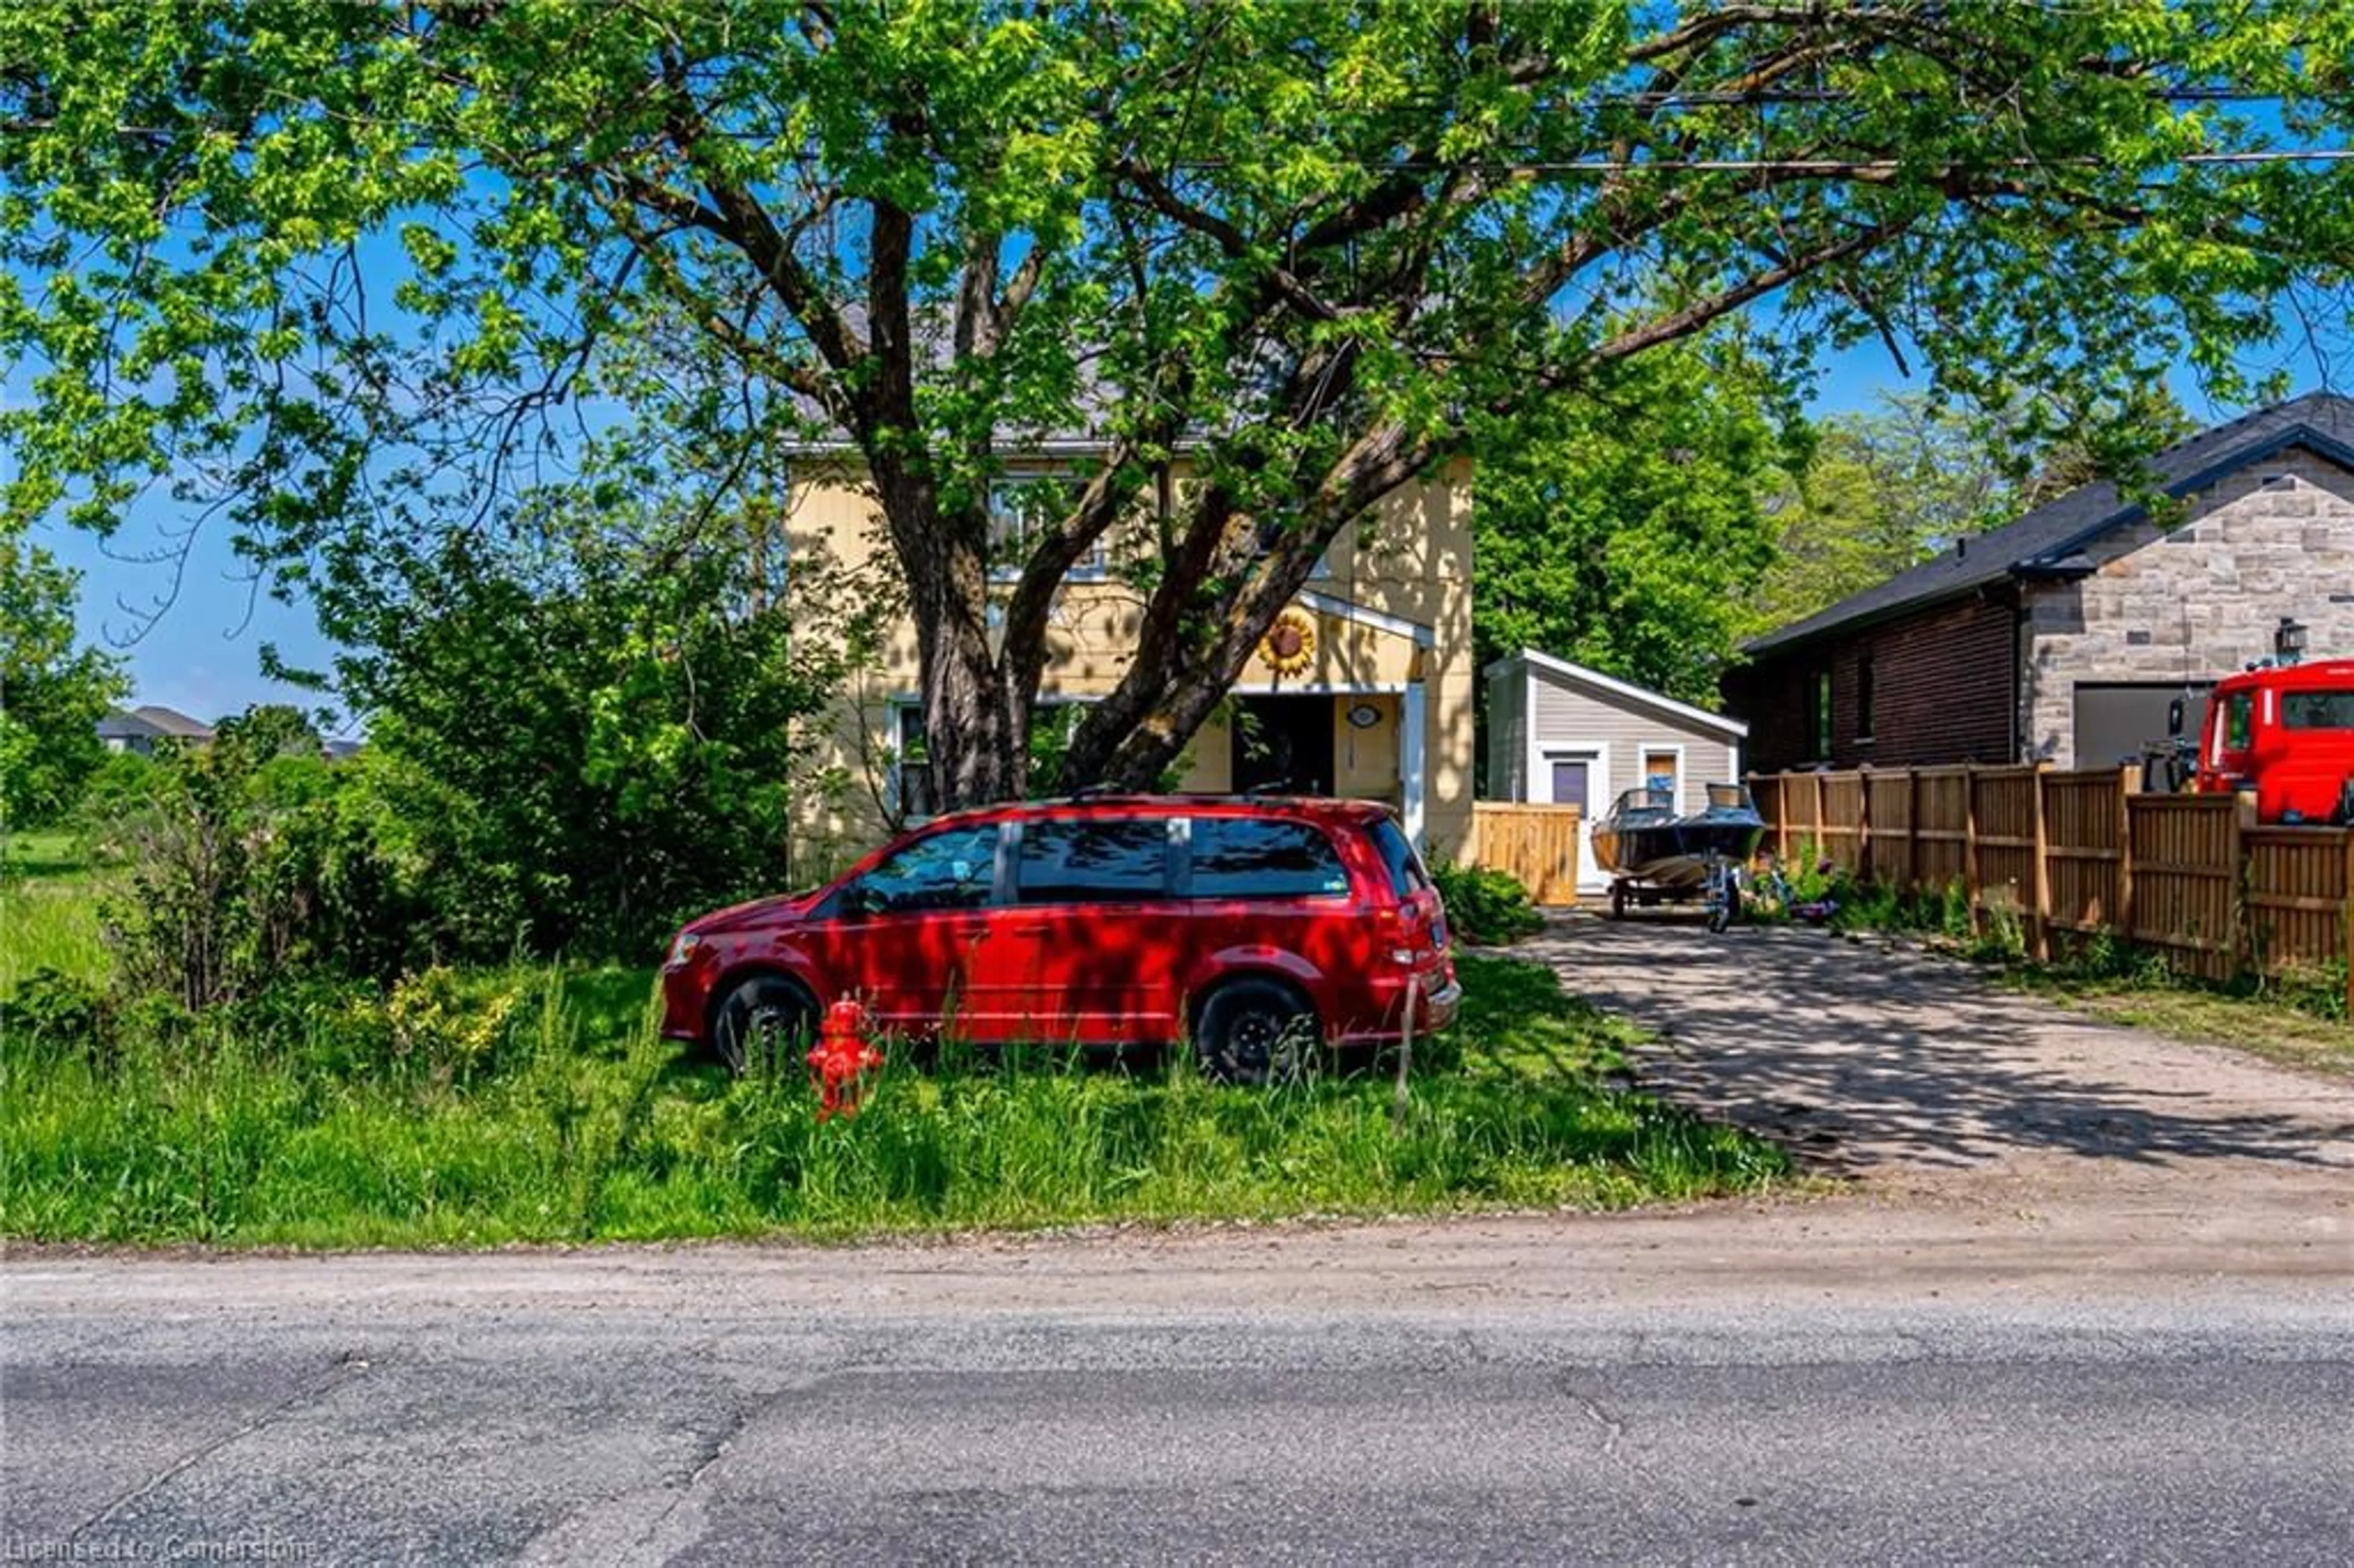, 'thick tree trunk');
875,471,1029,812
1061,422,1433,793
